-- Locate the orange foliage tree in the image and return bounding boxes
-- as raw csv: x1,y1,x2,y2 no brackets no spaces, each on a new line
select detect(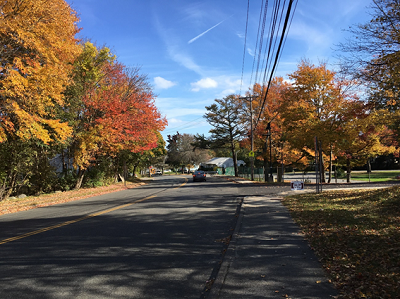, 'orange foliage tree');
335,107,397,182
240,78,294,181
280,60,396,182
279,60,350,182
64,43,166,188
